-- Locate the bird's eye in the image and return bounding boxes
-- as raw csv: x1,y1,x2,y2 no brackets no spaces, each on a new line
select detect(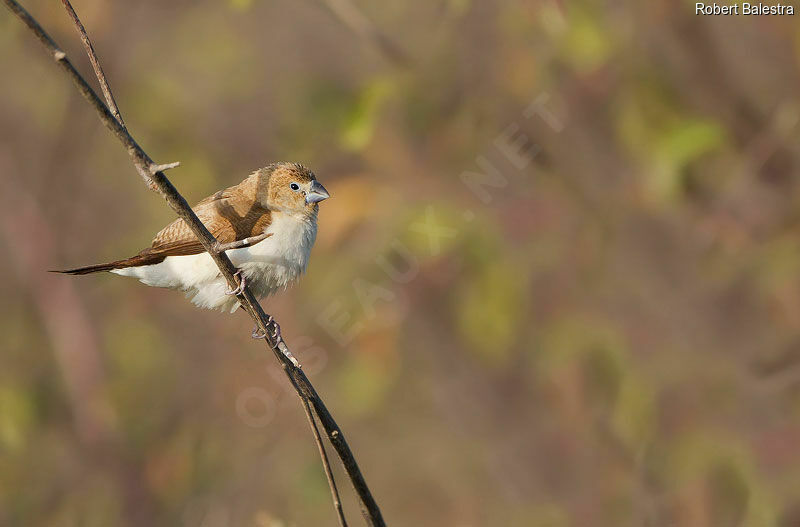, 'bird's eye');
290,183,300,191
